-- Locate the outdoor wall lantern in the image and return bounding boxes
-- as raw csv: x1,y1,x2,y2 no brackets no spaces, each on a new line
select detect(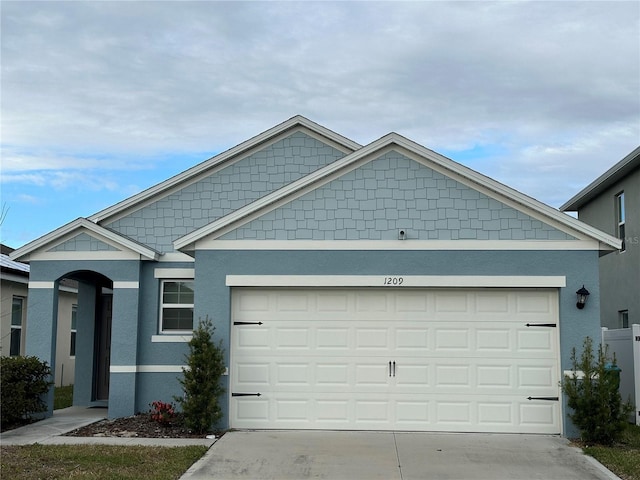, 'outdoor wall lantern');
576,285,590,309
